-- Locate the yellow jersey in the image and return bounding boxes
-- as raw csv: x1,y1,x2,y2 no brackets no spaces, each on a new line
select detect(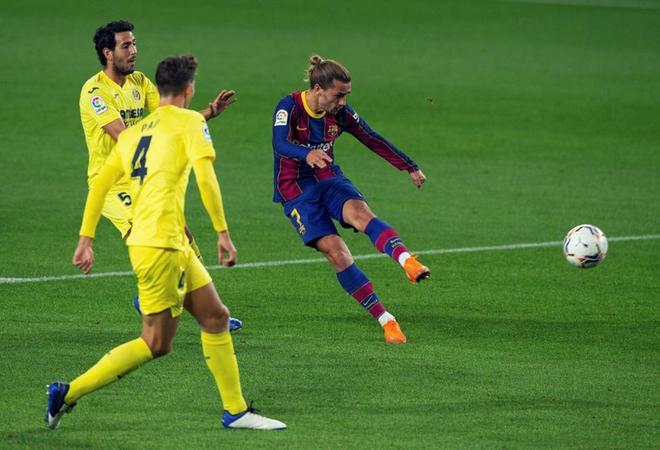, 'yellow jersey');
105,105,216,250
79,70,160,181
